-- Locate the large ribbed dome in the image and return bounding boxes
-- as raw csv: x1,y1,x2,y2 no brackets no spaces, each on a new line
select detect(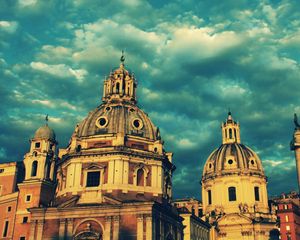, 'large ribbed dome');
77,102,159,140
202,112,265,180
202,142,265,179
34,124,56,140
